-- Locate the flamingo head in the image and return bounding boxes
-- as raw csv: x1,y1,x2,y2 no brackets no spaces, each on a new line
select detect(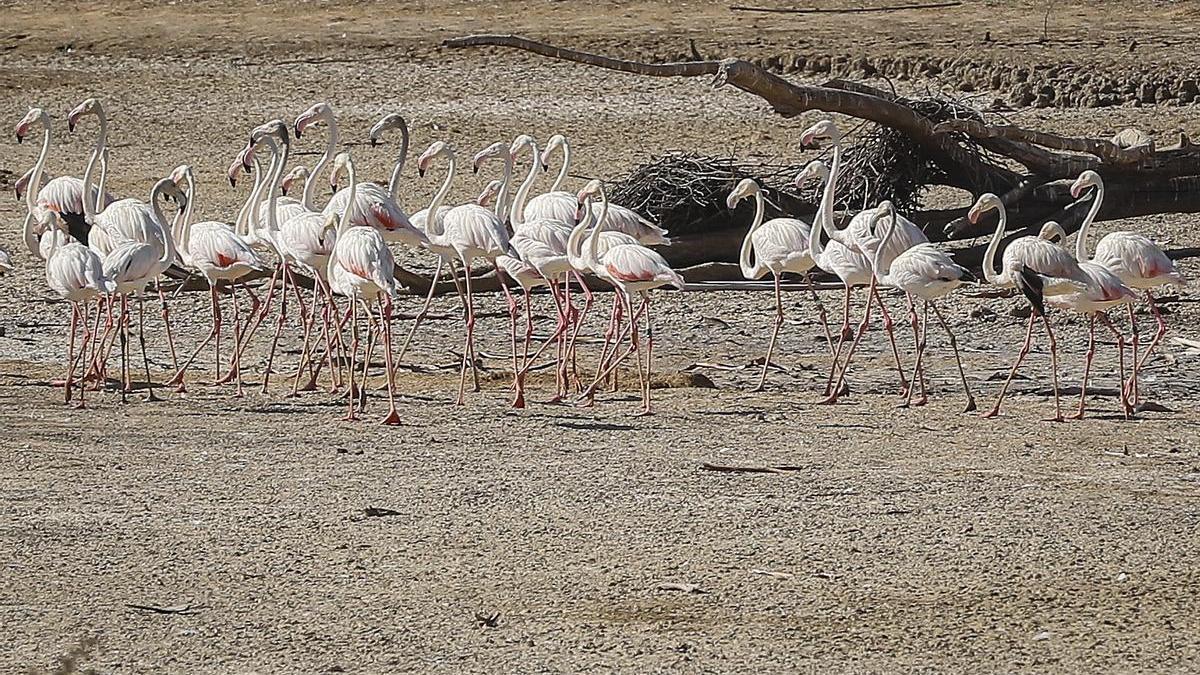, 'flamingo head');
154,177,187,208
509,134,545,170
14,167,38,201
248,119,288,156
280,166,309,196
871,200,896,231
1038,221,1067,243
725,178,759,210
417,141,451,178
1070,169,1102,199
293,102,334,139
800,119,842,148
472,142,510,175
226,155,246,187
368,112,407,147
329,151,352,193
168,164,192,188
794,160,828,190
575,179,604,219
66,98,101,133
476,179,503,208
967,193,1001,224
14,108,45,143
540,134,566,169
